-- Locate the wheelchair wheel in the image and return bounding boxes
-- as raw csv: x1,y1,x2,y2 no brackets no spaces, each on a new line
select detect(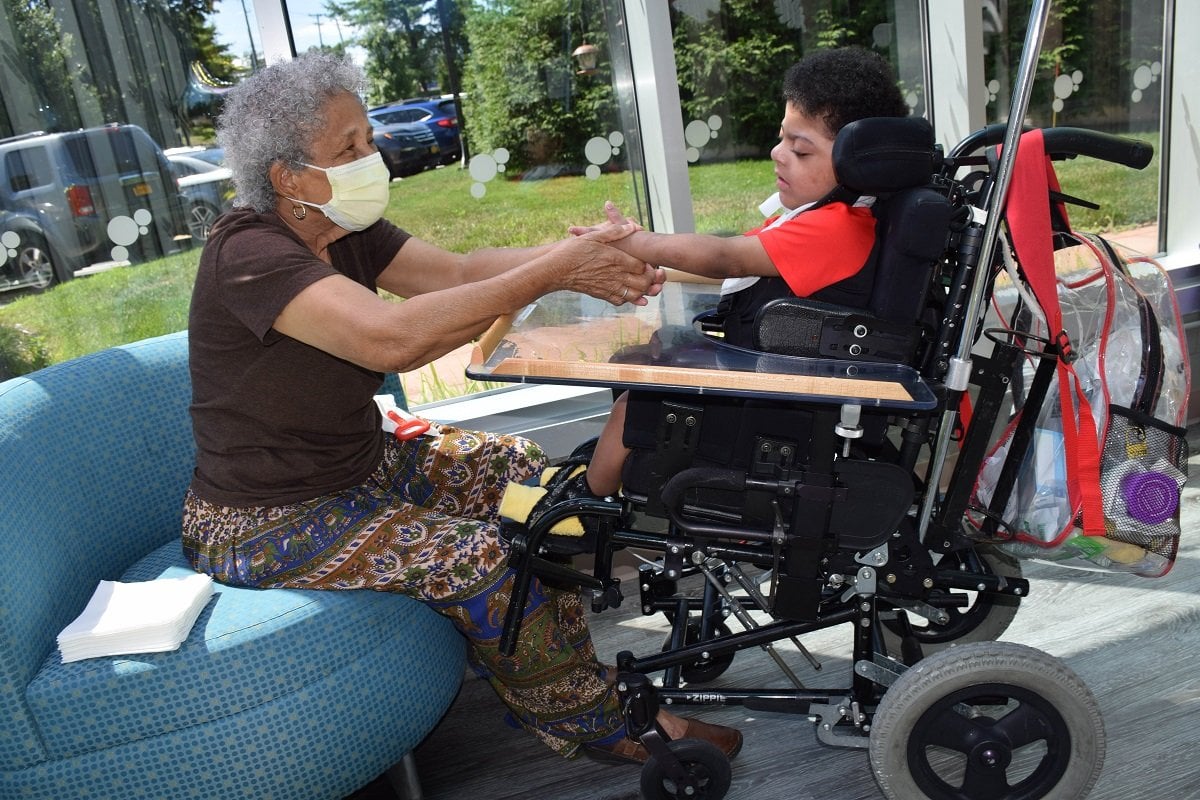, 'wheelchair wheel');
639,739,731,800
881,545,1021,655
869,641,1105,800
662,621,736,684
